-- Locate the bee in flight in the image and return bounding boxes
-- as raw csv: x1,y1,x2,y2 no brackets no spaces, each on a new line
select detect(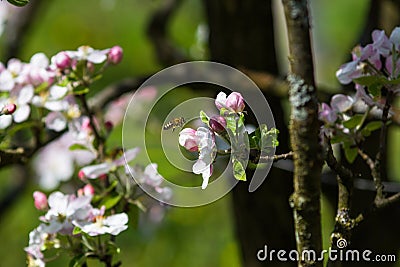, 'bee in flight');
163,117,185,131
